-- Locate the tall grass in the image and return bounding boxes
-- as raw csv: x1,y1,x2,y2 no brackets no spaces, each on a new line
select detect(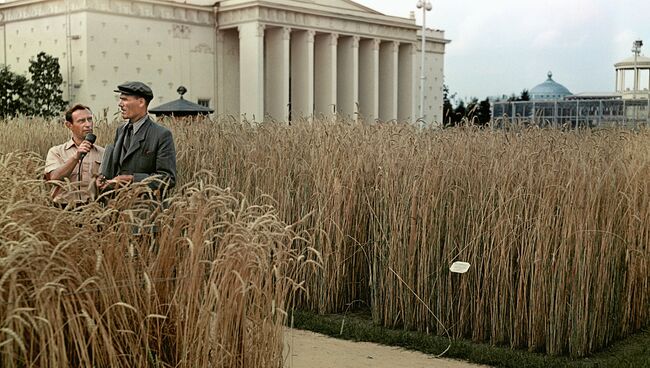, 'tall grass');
0,149,316,367
365,127,650,356
1,116,648,358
